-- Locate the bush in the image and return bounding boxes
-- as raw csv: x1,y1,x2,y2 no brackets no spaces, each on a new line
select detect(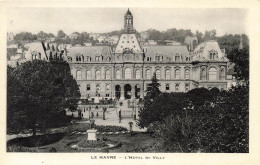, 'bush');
142,86,249,153
7,133,66,147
